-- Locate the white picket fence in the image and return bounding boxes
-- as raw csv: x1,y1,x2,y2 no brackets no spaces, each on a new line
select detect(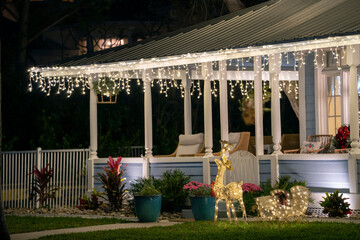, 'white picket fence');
1,148,90,208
